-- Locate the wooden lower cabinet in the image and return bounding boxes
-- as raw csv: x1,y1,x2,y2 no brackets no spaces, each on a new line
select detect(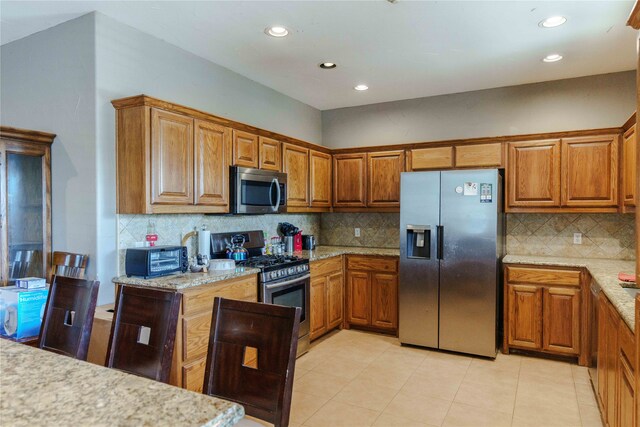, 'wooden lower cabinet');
172,274,258,392
596,293,636,427
309,256,344,341
504,265,586,364
346,256,398,334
